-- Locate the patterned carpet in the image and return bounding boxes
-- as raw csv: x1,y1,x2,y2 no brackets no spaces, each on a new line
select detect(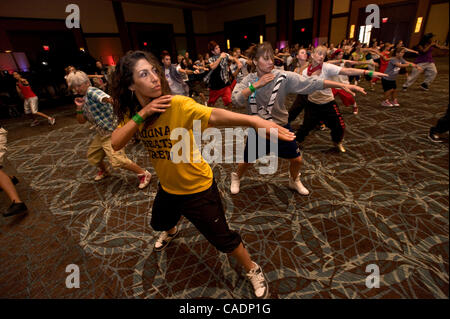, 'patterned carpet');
0,57,448,299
